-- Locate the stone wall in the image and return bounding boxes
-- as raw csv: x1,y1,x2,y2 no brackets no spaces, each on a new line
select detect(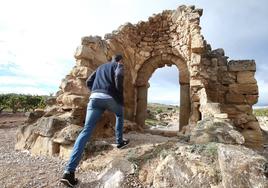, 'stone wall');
16,5,263,158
